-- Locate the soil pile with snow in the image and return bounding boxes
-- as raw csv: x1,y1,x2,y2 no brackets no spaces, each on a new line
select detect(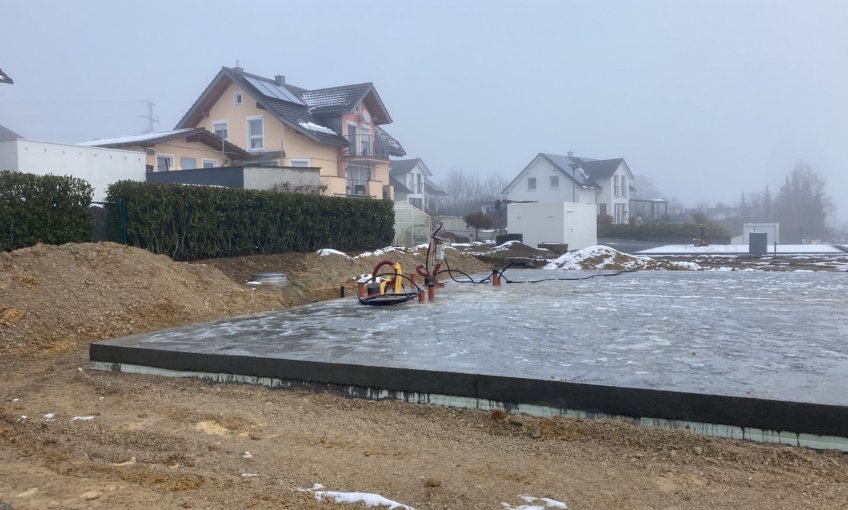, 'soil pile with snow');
545,245,695,271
